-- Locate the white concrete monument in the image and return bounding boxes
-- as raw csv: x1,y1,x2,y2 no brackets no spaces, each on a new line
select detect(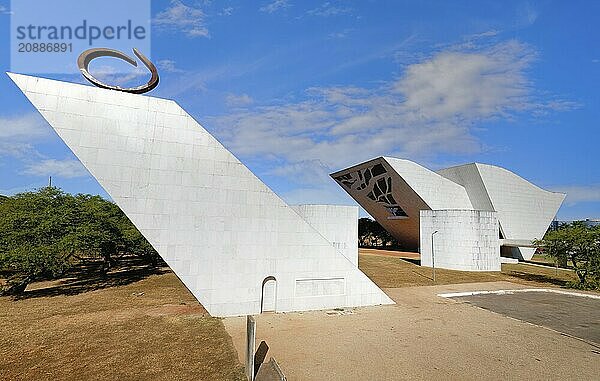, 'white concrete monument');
9,73,393,317
332,157,565,270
